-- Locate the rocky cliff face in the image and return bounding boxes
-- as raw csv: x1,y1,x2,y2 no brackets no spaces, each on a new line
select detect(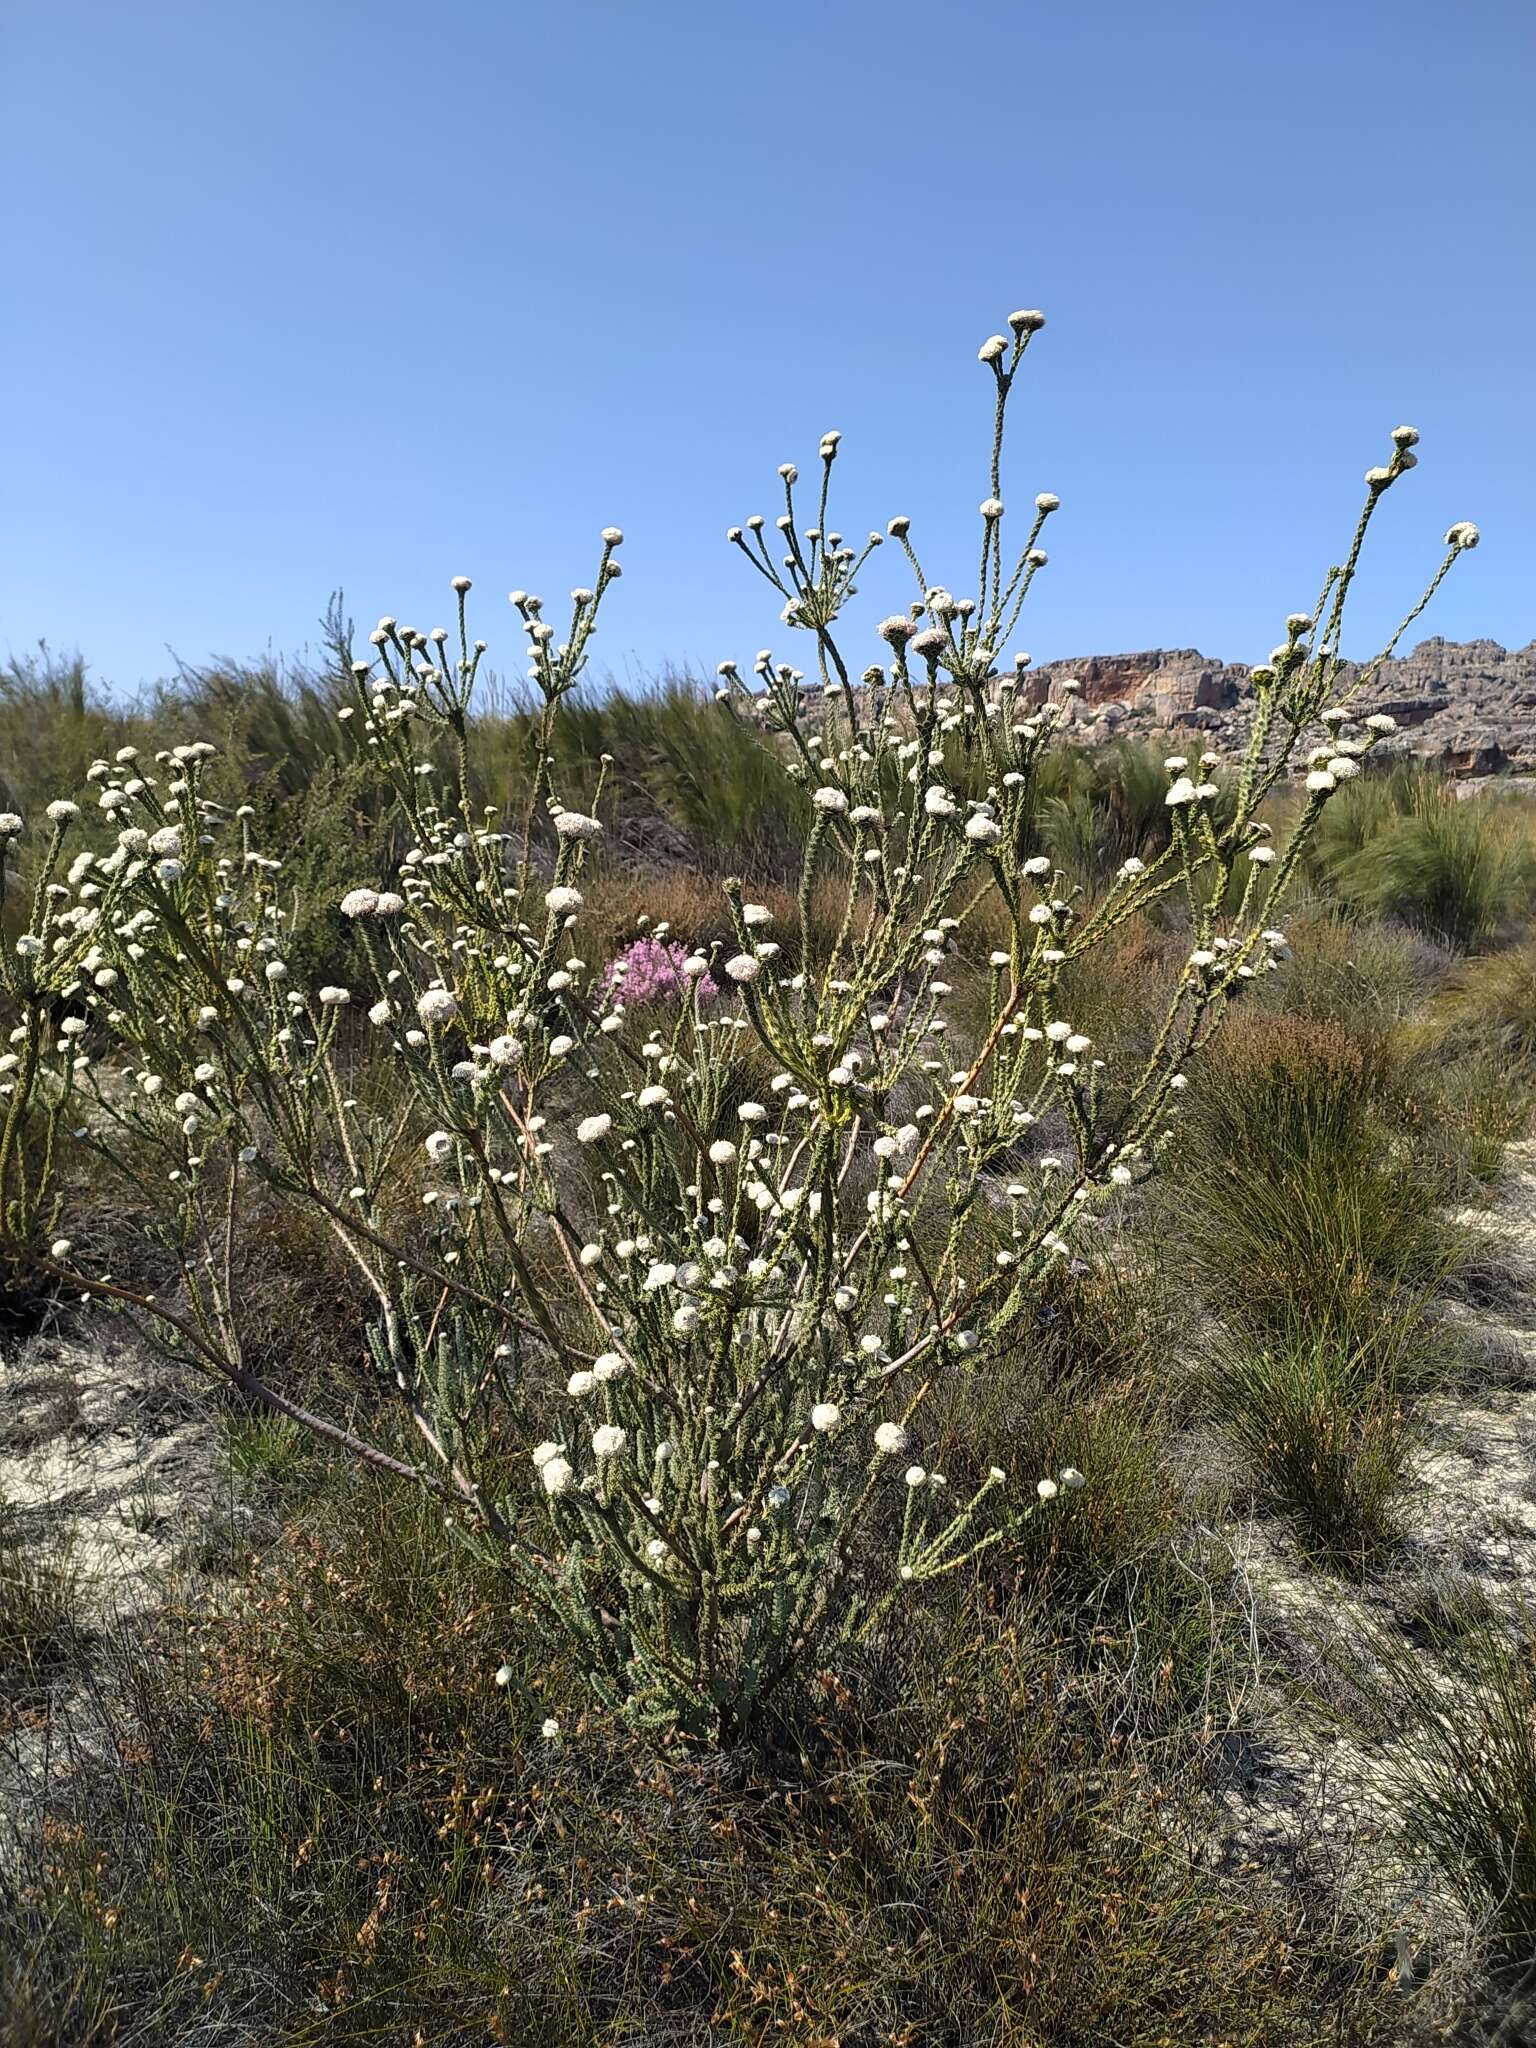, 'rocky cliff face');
1023,638,1536,775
